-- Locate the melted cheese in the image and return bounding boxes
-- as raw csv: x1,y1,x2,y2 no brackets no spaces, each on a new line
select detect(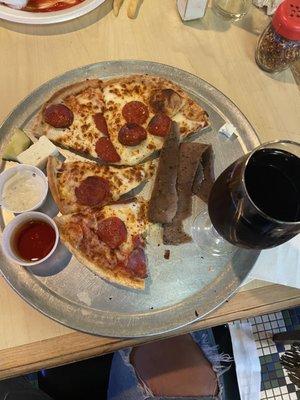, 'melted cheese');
103,83,163,166
43,86,104,158
102,76,209,165
57,199,148,269
56,160,155,214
